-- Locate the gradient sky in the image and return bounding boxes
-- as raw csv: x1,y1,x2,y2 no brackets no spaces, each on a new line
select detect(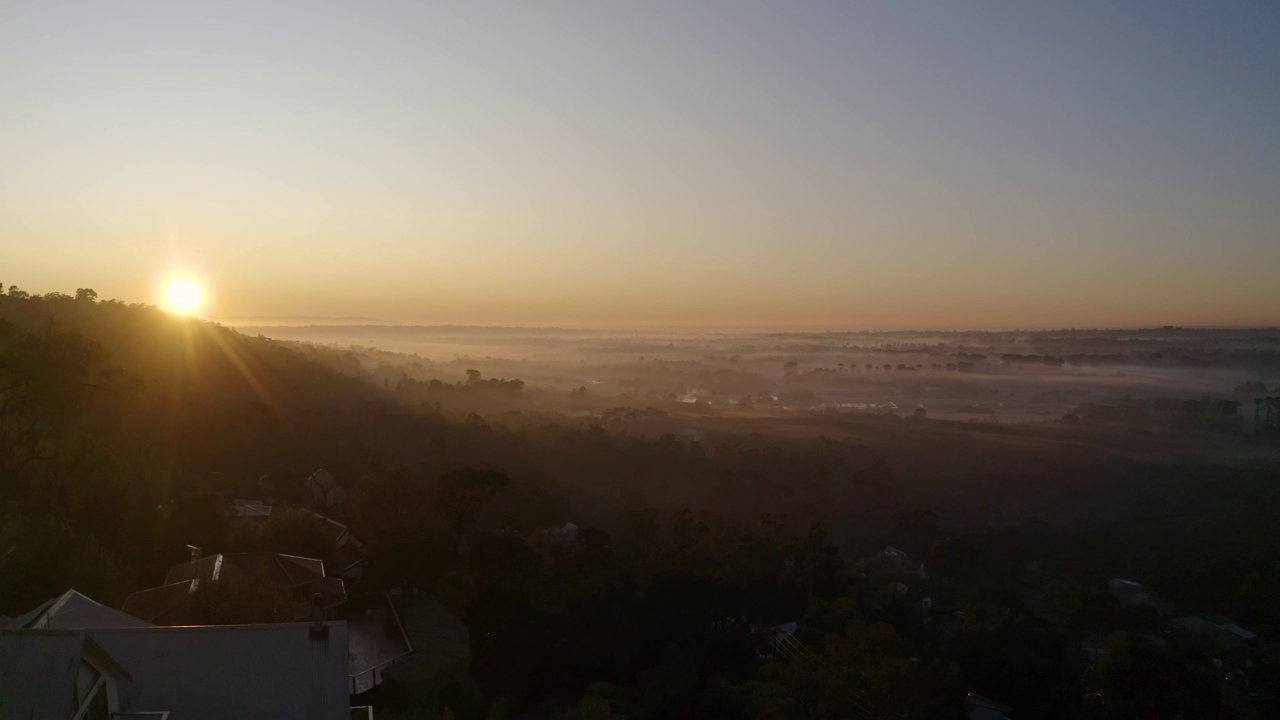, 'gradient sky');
2,1,1277,329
